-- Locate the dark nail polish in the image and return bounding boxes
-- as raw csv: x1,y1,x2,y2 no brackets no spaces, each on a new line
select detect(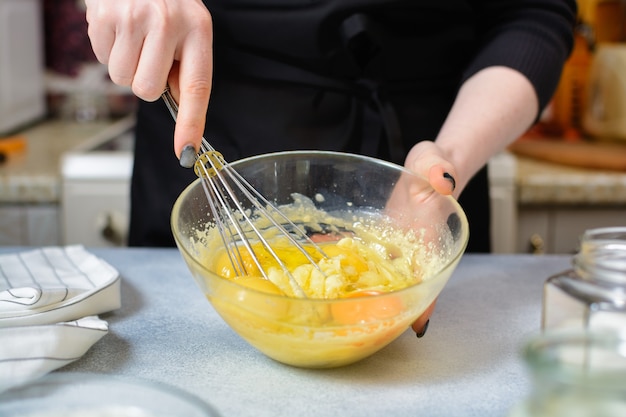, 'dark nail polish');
443,172,456,191
447,212,462,241
416,319,430,338
180,144,197,168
